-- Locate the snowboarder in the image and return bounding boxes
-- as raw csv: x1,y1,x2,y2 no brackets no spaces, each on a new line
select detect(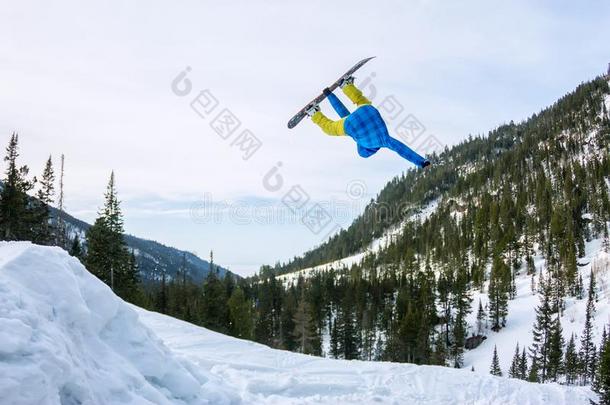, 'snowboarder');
306,78,430,168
